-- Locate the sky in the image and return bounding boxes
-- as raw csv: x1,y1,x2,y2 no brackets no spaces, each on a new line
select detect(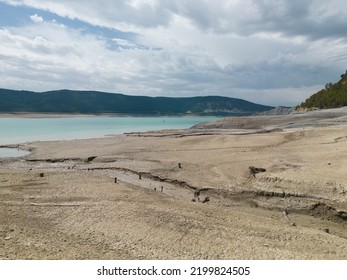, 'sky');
1,0,347,106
